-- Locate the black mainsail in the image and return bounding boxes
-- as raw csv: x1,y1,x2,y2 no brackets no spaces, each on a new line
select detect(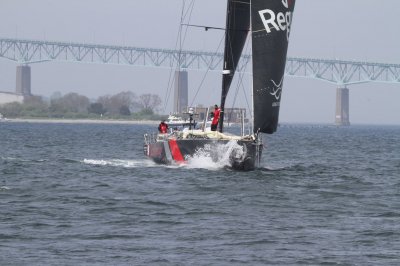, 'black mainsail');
220,0,295,134
252,0,296,133
219,0,251,133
